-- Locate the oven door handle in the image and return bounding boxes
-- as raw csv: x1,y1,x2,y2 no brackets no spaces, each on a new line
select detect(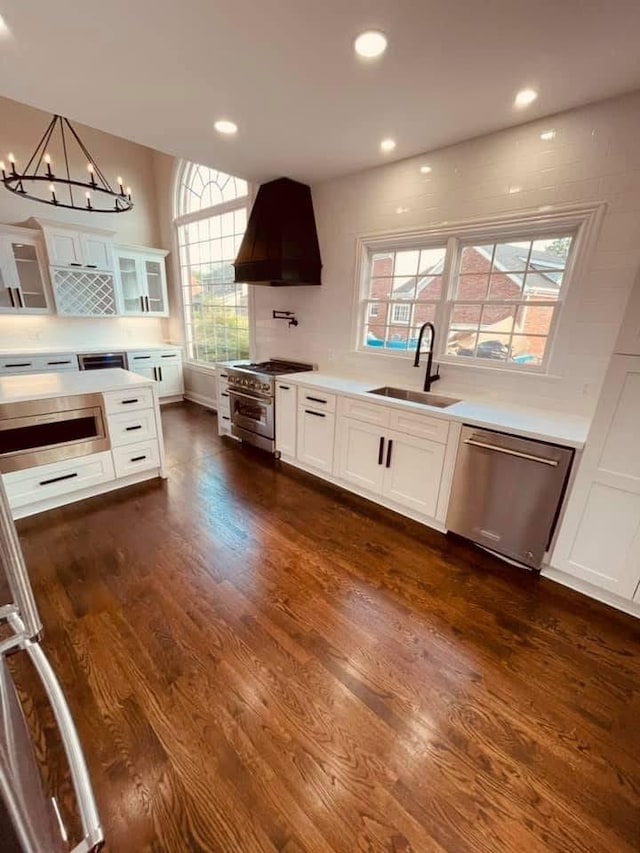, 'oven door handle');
229,389,273,405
